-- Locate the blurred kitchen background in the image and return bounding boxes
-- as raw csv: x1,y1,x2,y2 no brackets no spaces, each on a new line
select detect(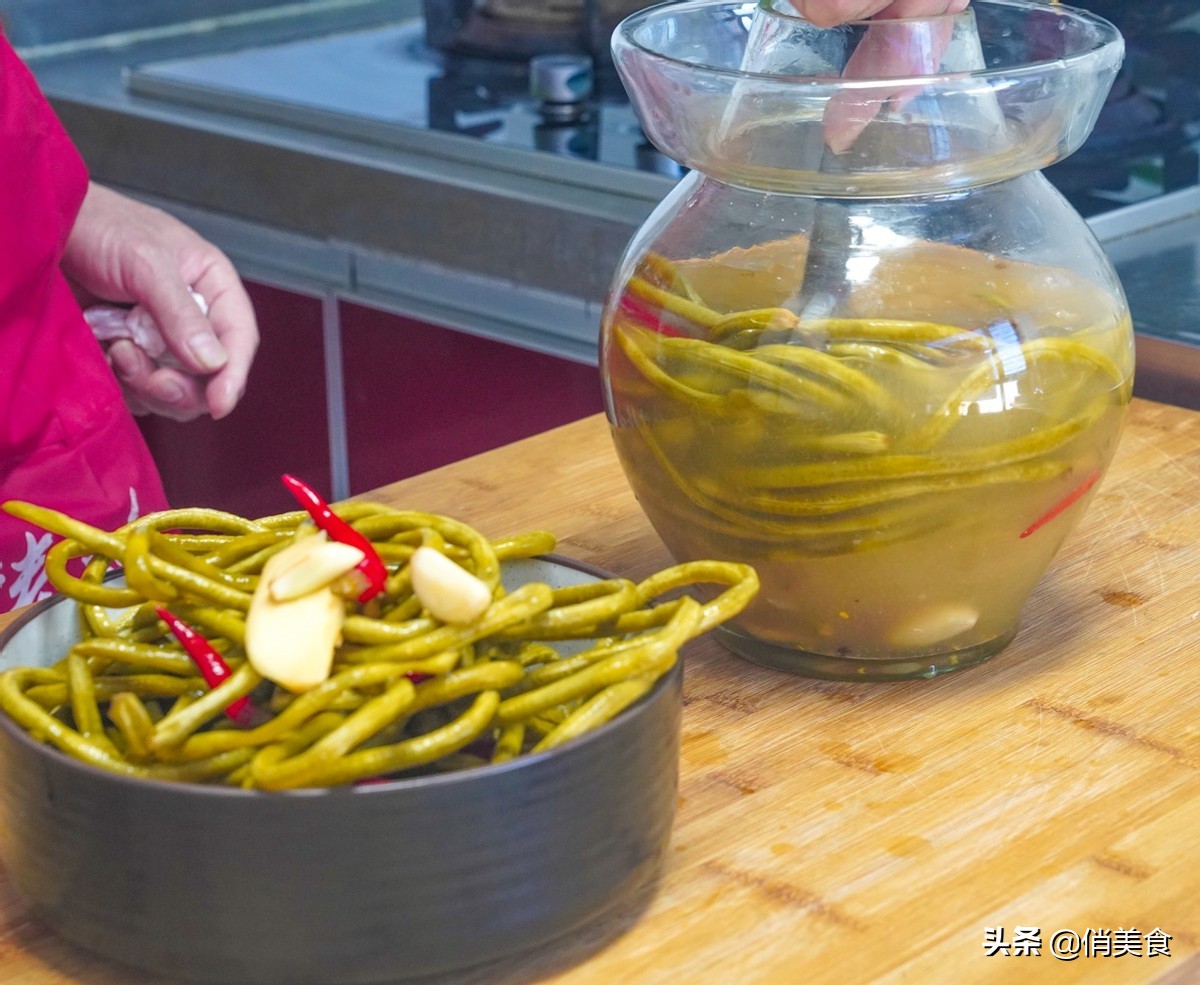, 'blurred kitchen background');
4,0,1200,513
